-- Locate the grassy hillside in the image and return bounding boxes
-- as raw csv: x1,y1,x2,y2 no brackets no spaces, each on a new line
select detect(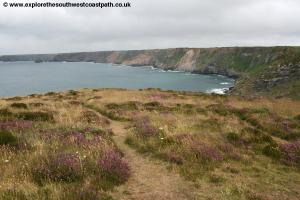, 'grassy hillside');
0,89,300,200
